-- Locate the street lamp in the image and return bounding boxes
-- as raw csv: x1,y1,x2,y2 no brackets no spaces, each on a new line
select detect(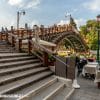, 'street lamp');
96,14,100,64
17,10,25,30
